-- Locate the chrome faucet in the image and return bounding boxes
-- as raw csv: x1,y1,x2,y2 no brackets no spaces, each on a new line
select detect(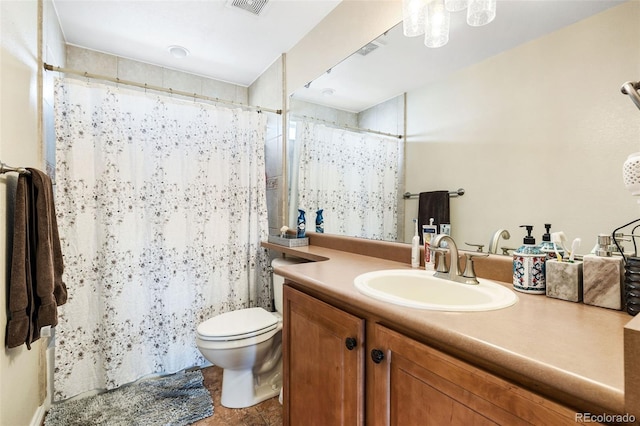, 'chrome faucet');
432,234,487,285
488,229,510,254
